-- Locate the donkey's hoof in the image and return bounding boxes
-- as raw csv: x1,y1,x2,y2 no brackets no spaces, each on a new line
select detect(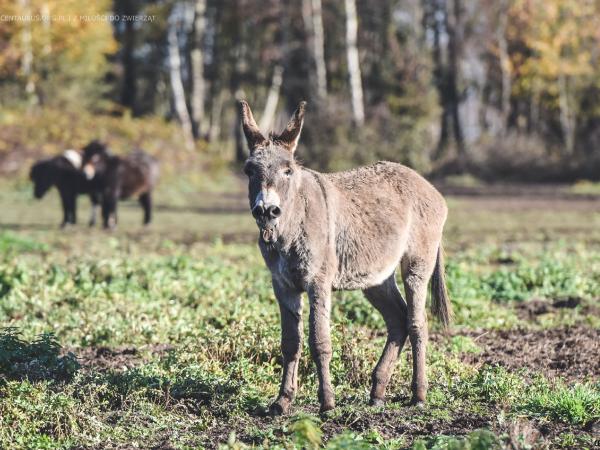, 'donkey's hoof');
369,398,385,407
268,402,287,416
410,399,426,409
319,401,335,414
